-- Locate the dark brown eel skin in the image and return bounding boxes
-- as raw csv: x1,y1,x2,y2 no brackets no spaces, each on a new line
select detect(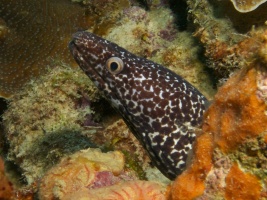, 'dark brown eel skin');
69,31,208,180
